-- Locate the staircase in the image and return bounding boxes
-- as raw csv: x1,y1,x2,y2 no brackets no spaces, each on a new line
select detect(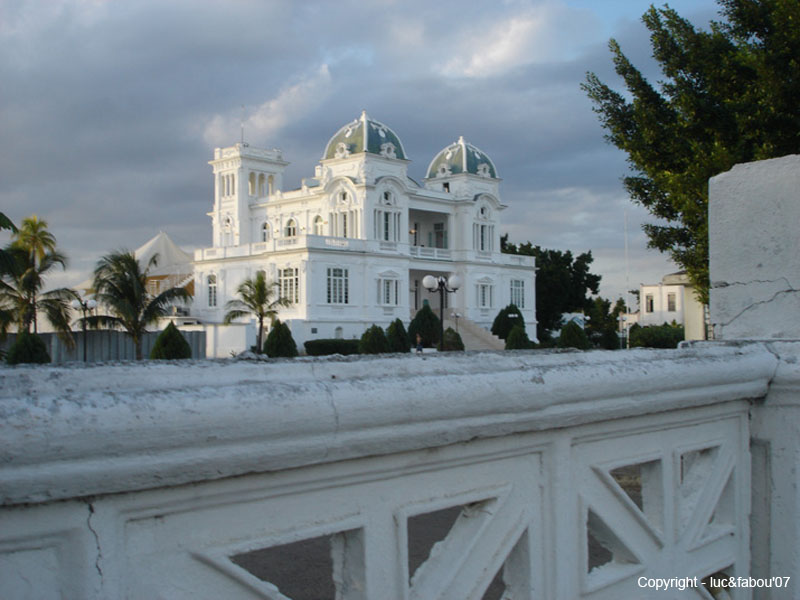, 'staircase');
411,307,506,350
443,316,505,350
